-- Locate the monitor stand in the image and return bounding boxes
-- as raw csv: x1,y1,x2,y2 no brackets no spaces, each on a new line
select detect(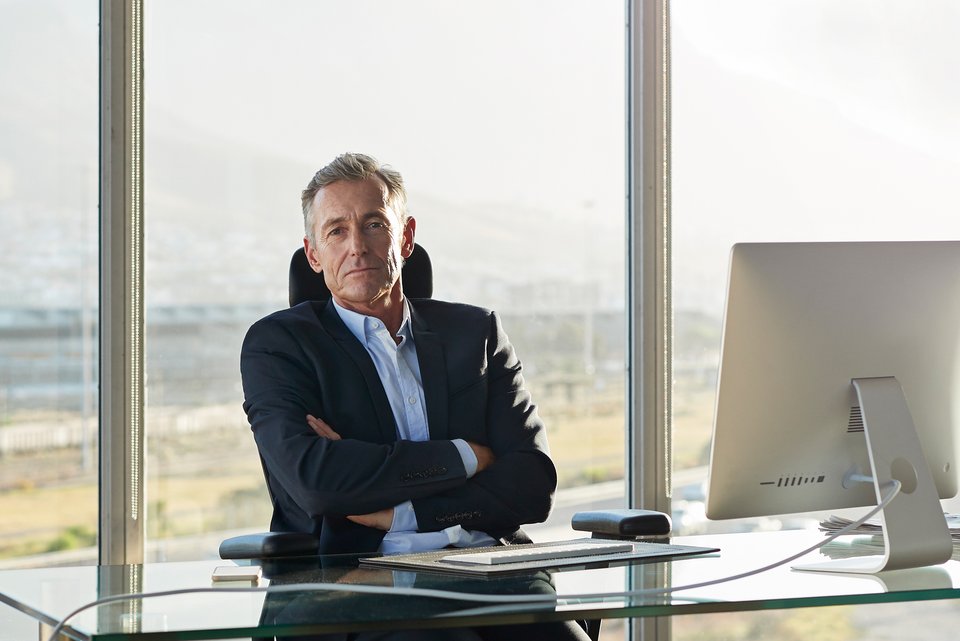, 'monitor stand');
793,377,953,574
